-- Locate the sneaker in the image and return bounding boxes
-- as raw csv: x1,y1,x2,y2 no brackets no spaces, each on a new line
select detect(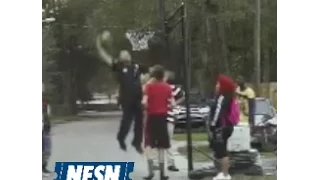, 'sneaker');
117,137,127,151
160,175,169,180
167,165,179,172
131,142,143,154
143,173,155,180
42,168,52,177
213,172,231,180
